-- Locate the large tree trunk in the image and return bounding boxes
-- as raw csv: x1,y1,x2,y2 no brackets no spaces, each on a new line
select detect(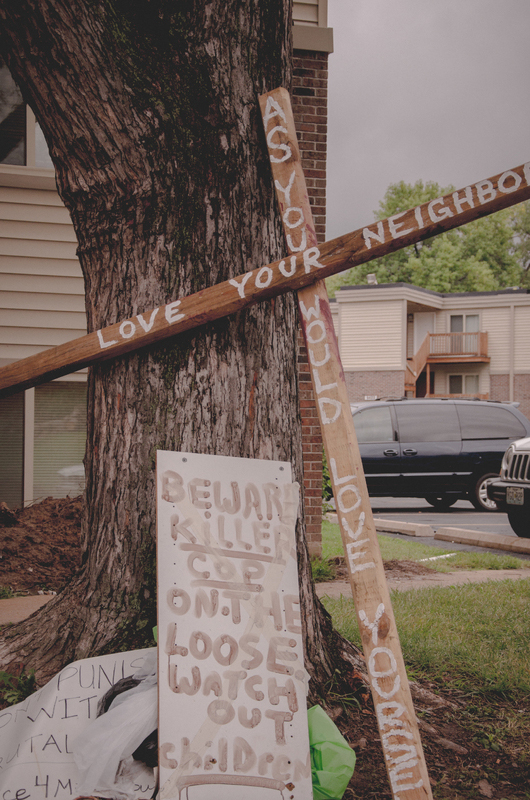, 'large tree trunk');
0,0,361,701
